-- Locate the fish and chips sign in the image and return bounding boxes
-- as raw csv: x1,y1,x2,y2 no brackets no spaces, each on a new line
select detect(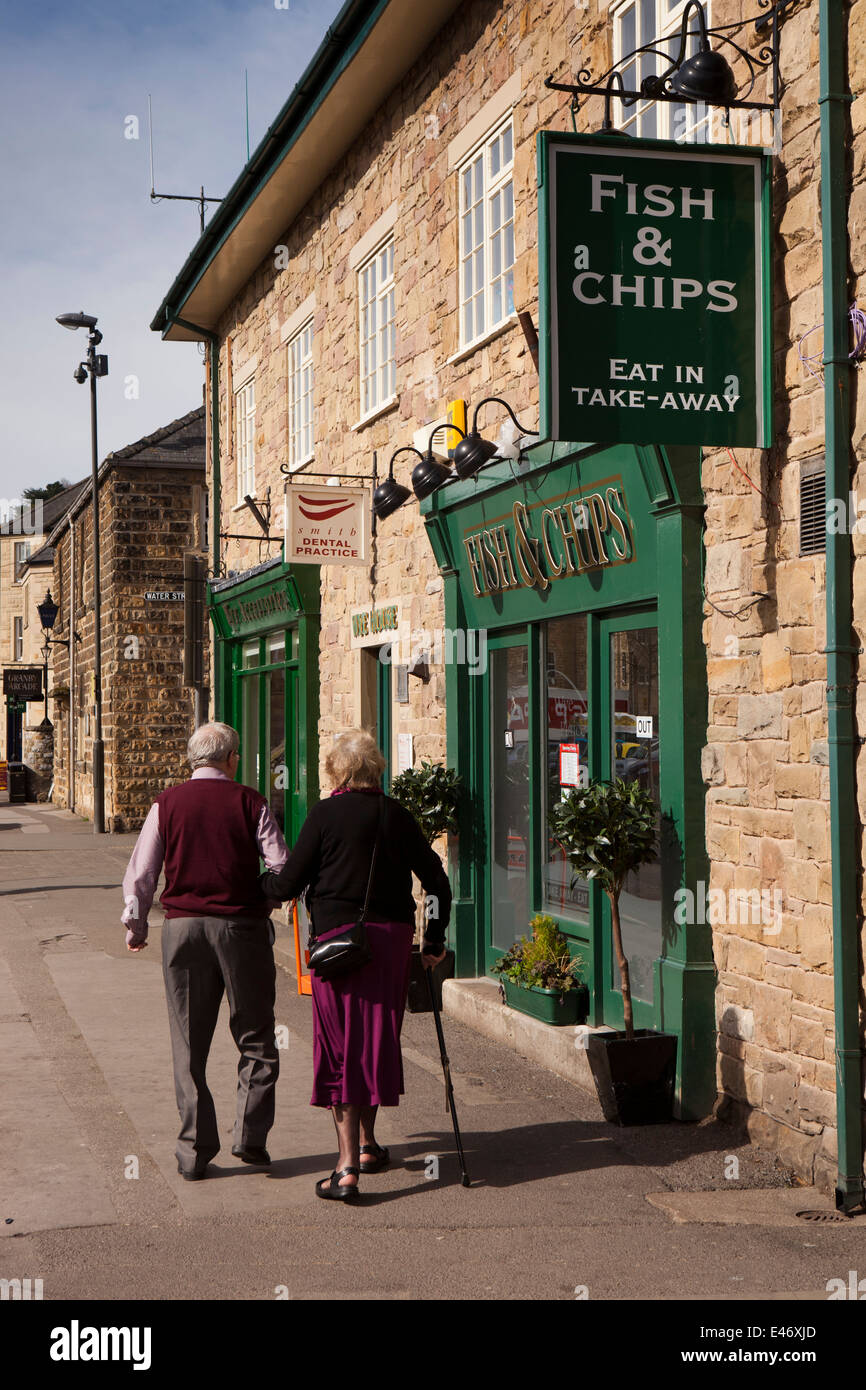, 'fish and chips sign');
539,132,772,448
285,483,370,566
